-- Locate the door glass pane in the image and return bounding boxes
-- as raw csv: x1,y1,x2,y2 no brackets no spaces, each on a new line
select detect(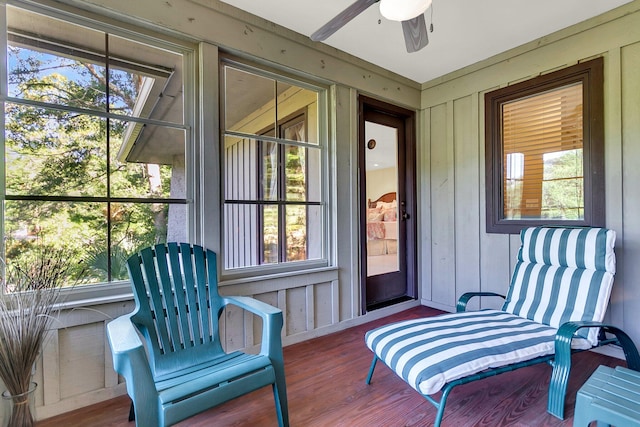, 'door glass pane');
365,121,398,277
